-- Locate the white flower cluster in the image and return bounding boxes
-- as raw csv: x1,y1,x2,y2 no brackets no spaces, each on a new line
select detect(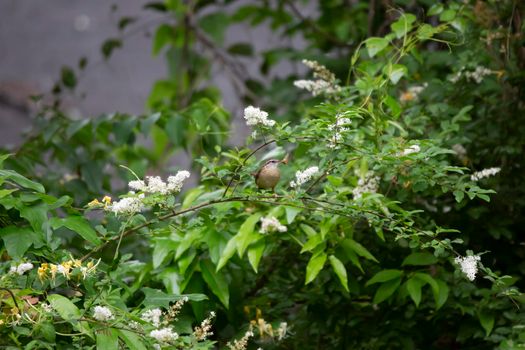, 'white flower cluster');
327,115,351,149
399,144,421,156
141,308,163,327
290,166,319,188
129,171,191,195
293,59,341,96
352,172,380,200
109,195,145,215
93,306,114,321
470,167,501,181
243,106,276,127
455,255,481,281
149,327,179,343
260,216,287,234
194,311,216,341
450,66,493,84
10,262,33,275
400,83,427,103
227,330,254,350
